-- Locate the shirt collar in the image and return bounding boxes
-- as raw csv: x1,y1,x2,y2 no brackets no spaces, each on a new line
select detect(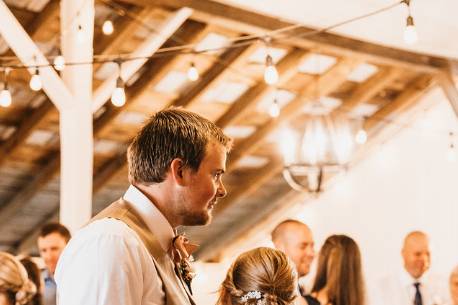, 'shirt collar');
400,268,427,287
123,184,175,252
